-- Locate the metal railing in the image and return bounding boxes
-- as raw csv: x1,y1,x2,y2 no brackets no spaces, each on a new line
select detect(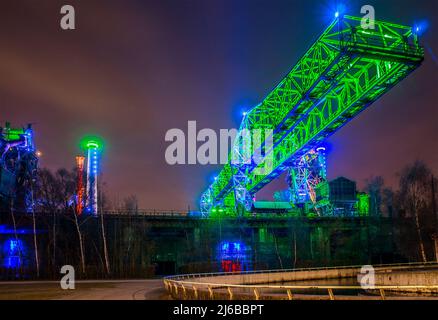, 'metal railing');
103,209,190,217
163,262,438,300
